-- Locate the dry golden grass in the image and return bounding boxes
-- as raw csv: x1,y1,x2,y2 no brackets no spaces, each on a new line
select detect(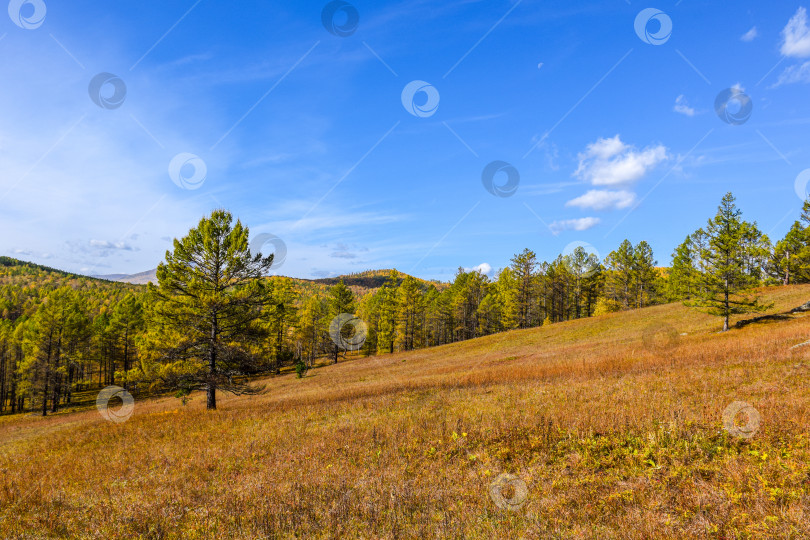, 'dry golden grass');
2,286,810,539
